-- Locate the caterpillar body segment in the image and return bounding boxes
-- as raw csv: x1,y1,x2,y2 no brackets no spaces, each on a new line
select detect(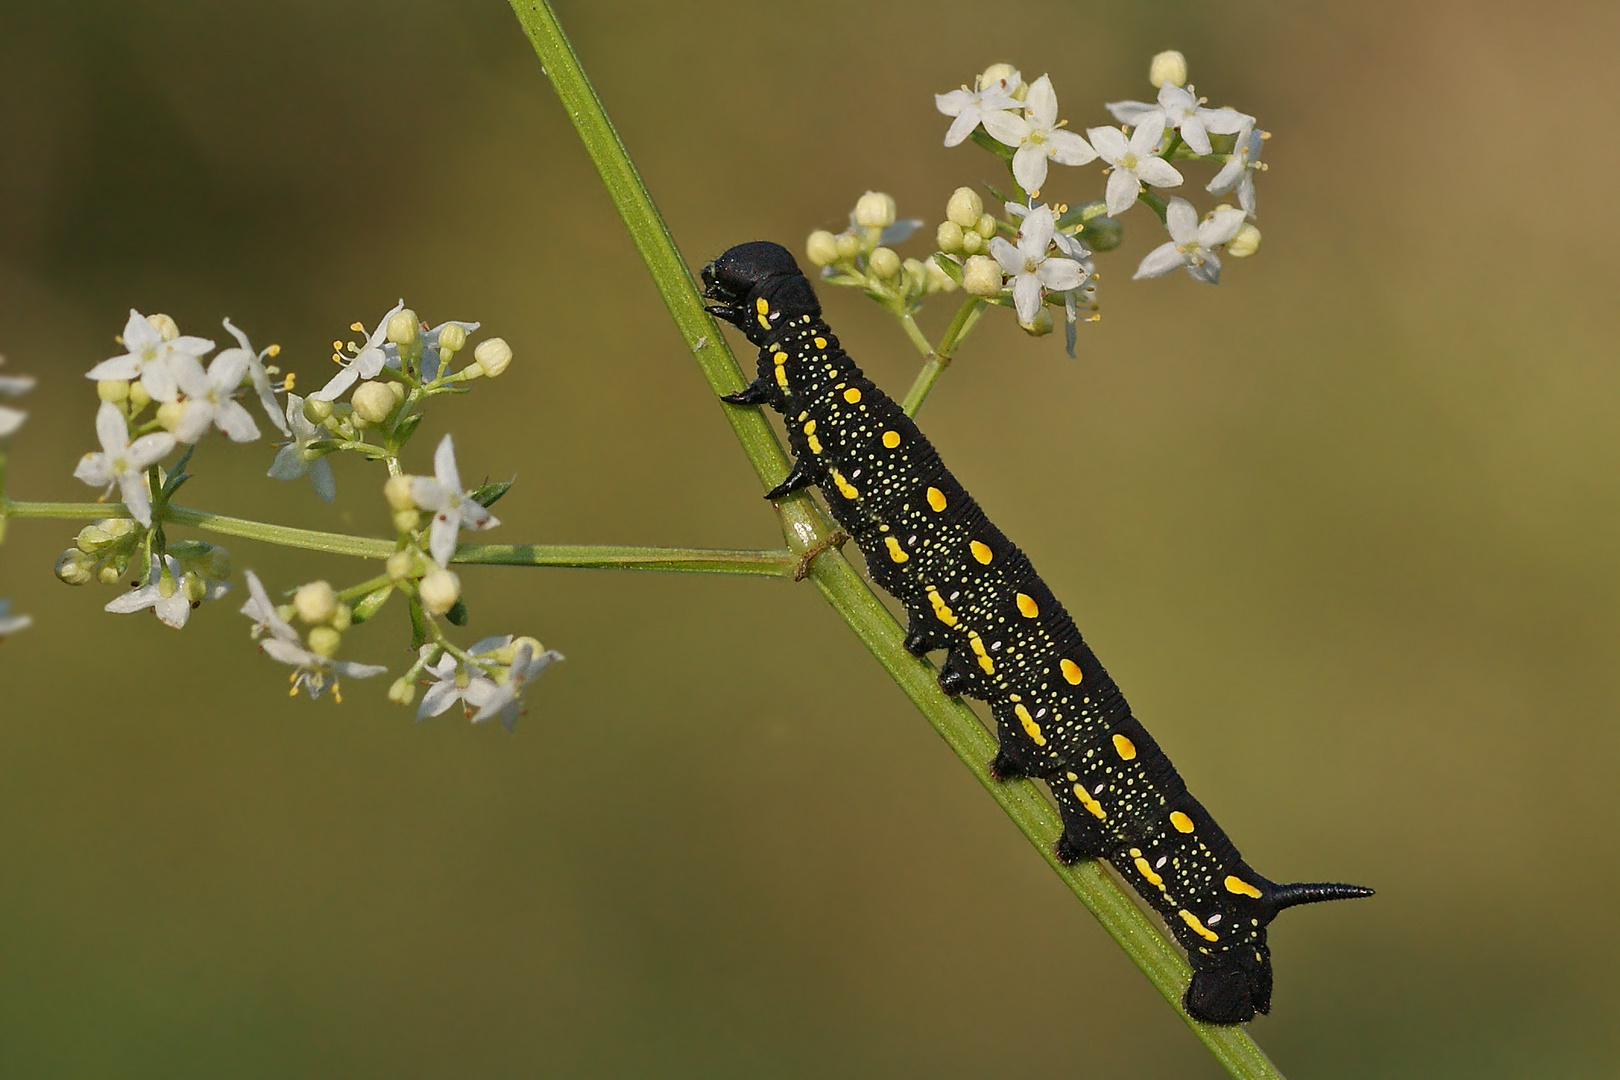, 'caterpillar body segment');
702,240,1373,1025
